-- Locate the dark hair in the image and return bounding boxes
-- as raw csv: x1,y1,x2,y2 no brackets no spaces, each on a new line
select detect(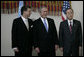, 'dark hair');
65,8,73,14
21,6,31,15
